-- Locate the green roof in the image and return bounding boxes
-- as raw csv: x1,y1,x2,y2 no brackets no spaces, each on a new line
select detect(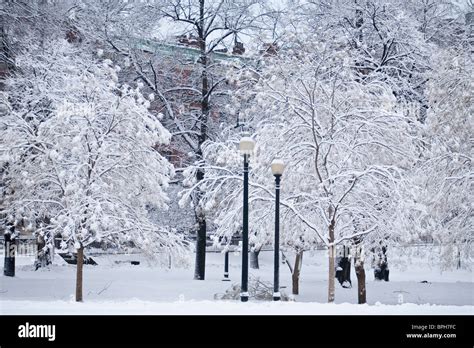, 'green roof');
134,38,253,64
